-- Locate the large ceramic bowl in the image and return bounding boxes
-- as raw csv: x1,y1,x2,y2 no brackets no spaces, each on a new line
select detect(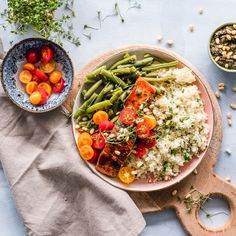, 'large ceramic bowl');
72,45,214,192
1,38,74,113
